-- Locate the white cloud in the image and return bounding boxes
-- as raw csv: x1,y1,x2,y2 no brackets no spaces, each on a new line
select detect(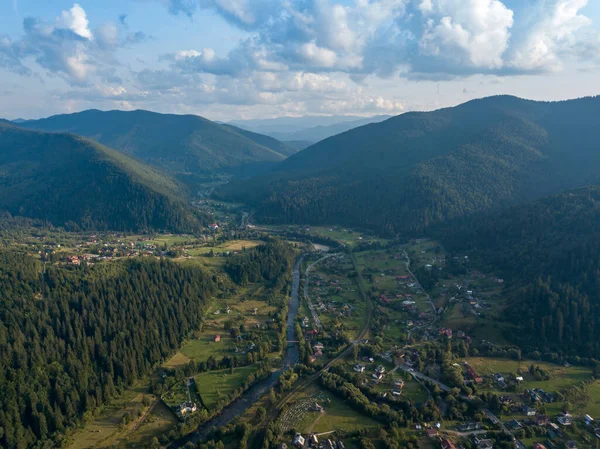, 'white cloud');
298,41,338,68
510,0,592,71
419,0,514,70
59,4,93,40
